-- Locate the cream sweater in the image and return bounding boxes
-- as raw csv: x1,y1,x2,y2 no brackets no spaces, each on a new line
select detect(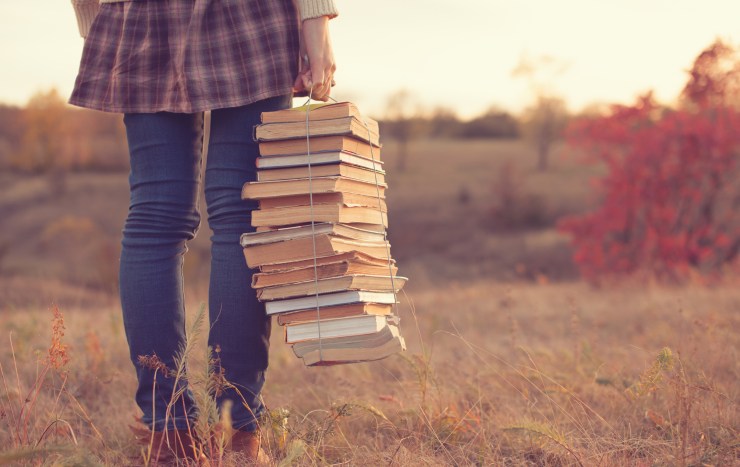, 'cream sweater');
71,0,339,37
